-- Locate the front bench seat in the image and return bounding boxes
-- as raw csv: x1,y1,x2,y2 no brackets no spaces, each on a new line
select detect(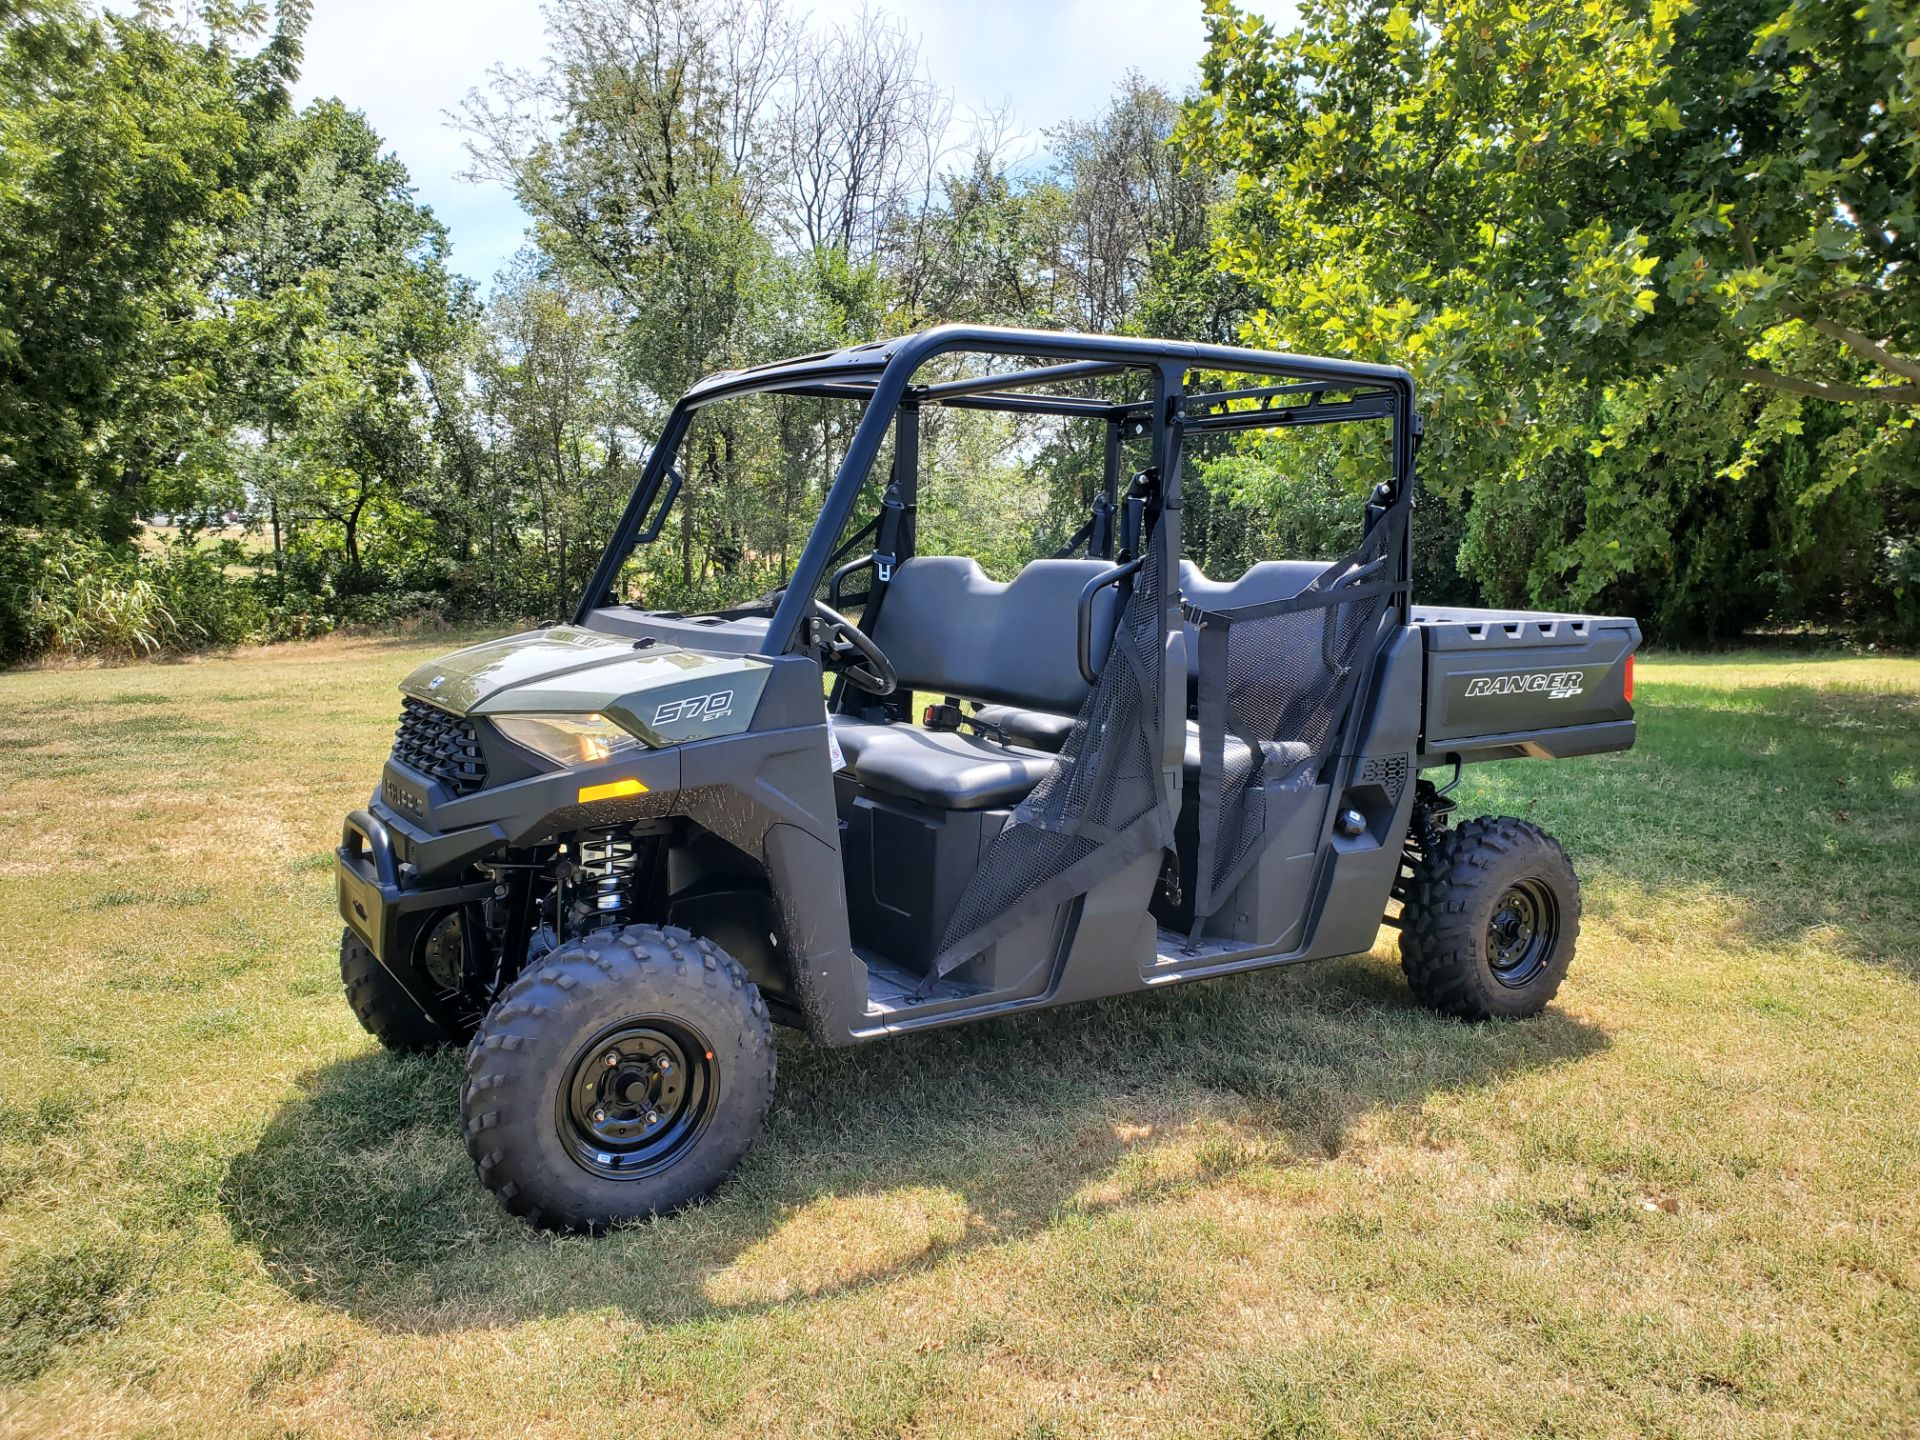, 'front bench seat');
829,556,1123,812
831,719,1055,810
